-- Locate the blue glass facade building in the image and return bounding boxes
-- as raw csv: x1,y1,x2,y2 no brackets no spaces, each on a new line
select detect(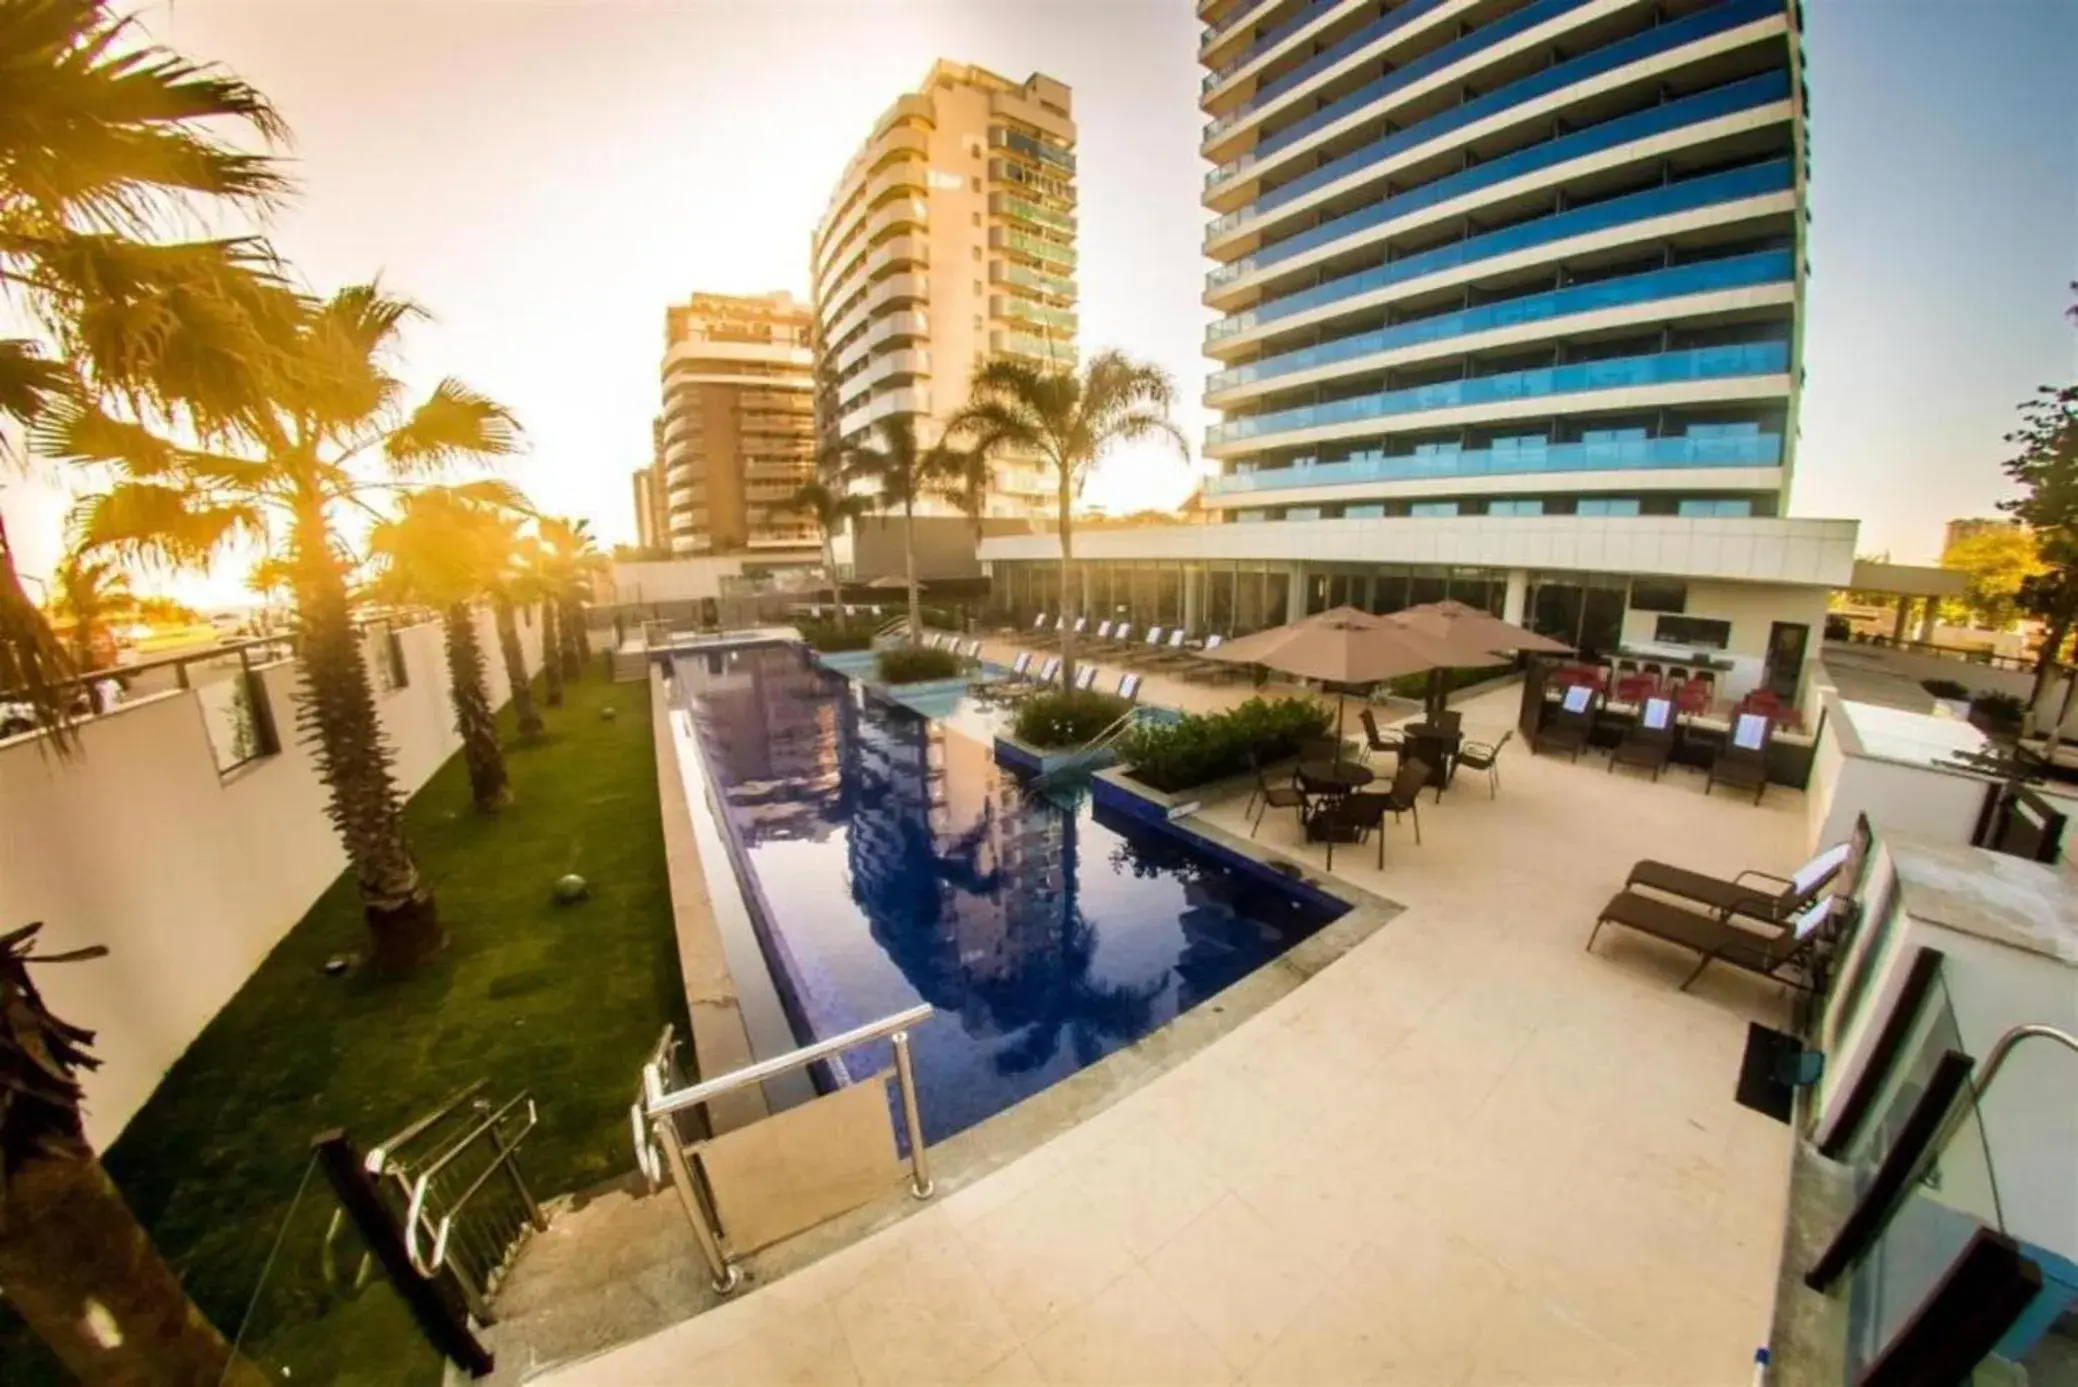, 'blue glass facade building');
1197,0,1807,520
